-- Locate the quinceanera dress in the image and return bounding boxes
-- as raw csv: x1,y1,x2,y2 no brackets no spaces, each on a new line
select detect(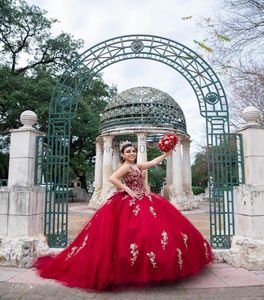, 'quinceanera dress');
35,166,213,291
